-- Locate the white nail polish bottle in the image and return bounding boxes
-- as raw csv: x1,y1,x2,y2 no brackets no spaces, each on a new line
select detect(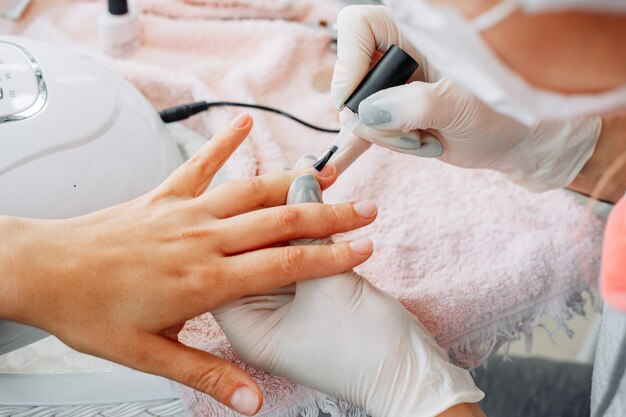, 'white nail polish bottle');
97,0,141,57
